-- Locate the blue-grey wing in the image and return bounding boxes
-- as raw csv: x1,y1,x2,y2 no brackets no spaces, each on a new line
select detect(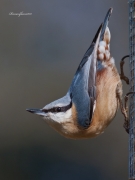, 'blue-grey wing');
69,49,98,129
70,57,97,128
68,8,112,129
68,26,101,128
